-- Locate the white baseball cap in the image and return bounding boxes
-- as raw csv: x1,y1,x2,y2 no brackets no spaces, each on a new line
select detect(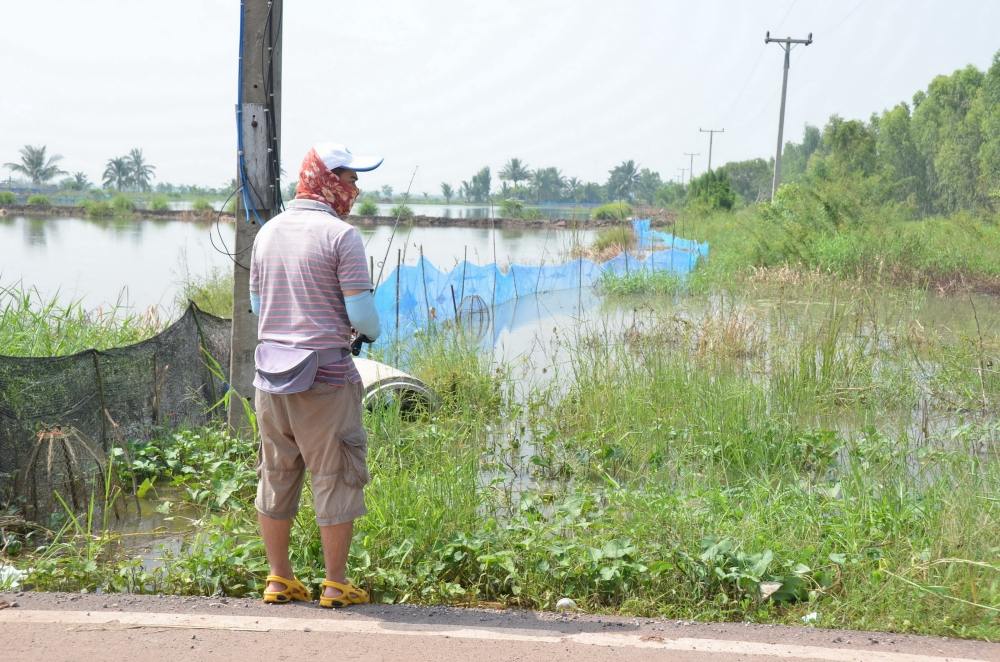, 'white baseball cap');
314,142,383,172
